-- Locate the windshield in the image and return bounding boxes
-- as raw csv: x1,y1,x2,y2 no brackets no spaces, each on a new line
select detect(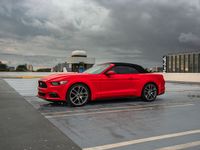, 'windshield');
83,64,110,74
